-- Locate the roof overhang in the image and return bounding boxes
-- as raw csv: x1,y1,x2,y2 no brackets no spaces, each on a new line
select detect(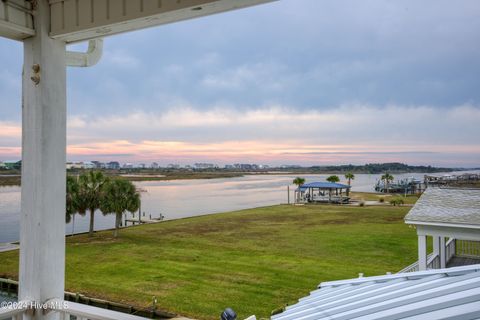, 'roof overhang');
0,0,275,43
408,222,480,241
0,0,35,41
405,219,480,230
49,0,276,43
